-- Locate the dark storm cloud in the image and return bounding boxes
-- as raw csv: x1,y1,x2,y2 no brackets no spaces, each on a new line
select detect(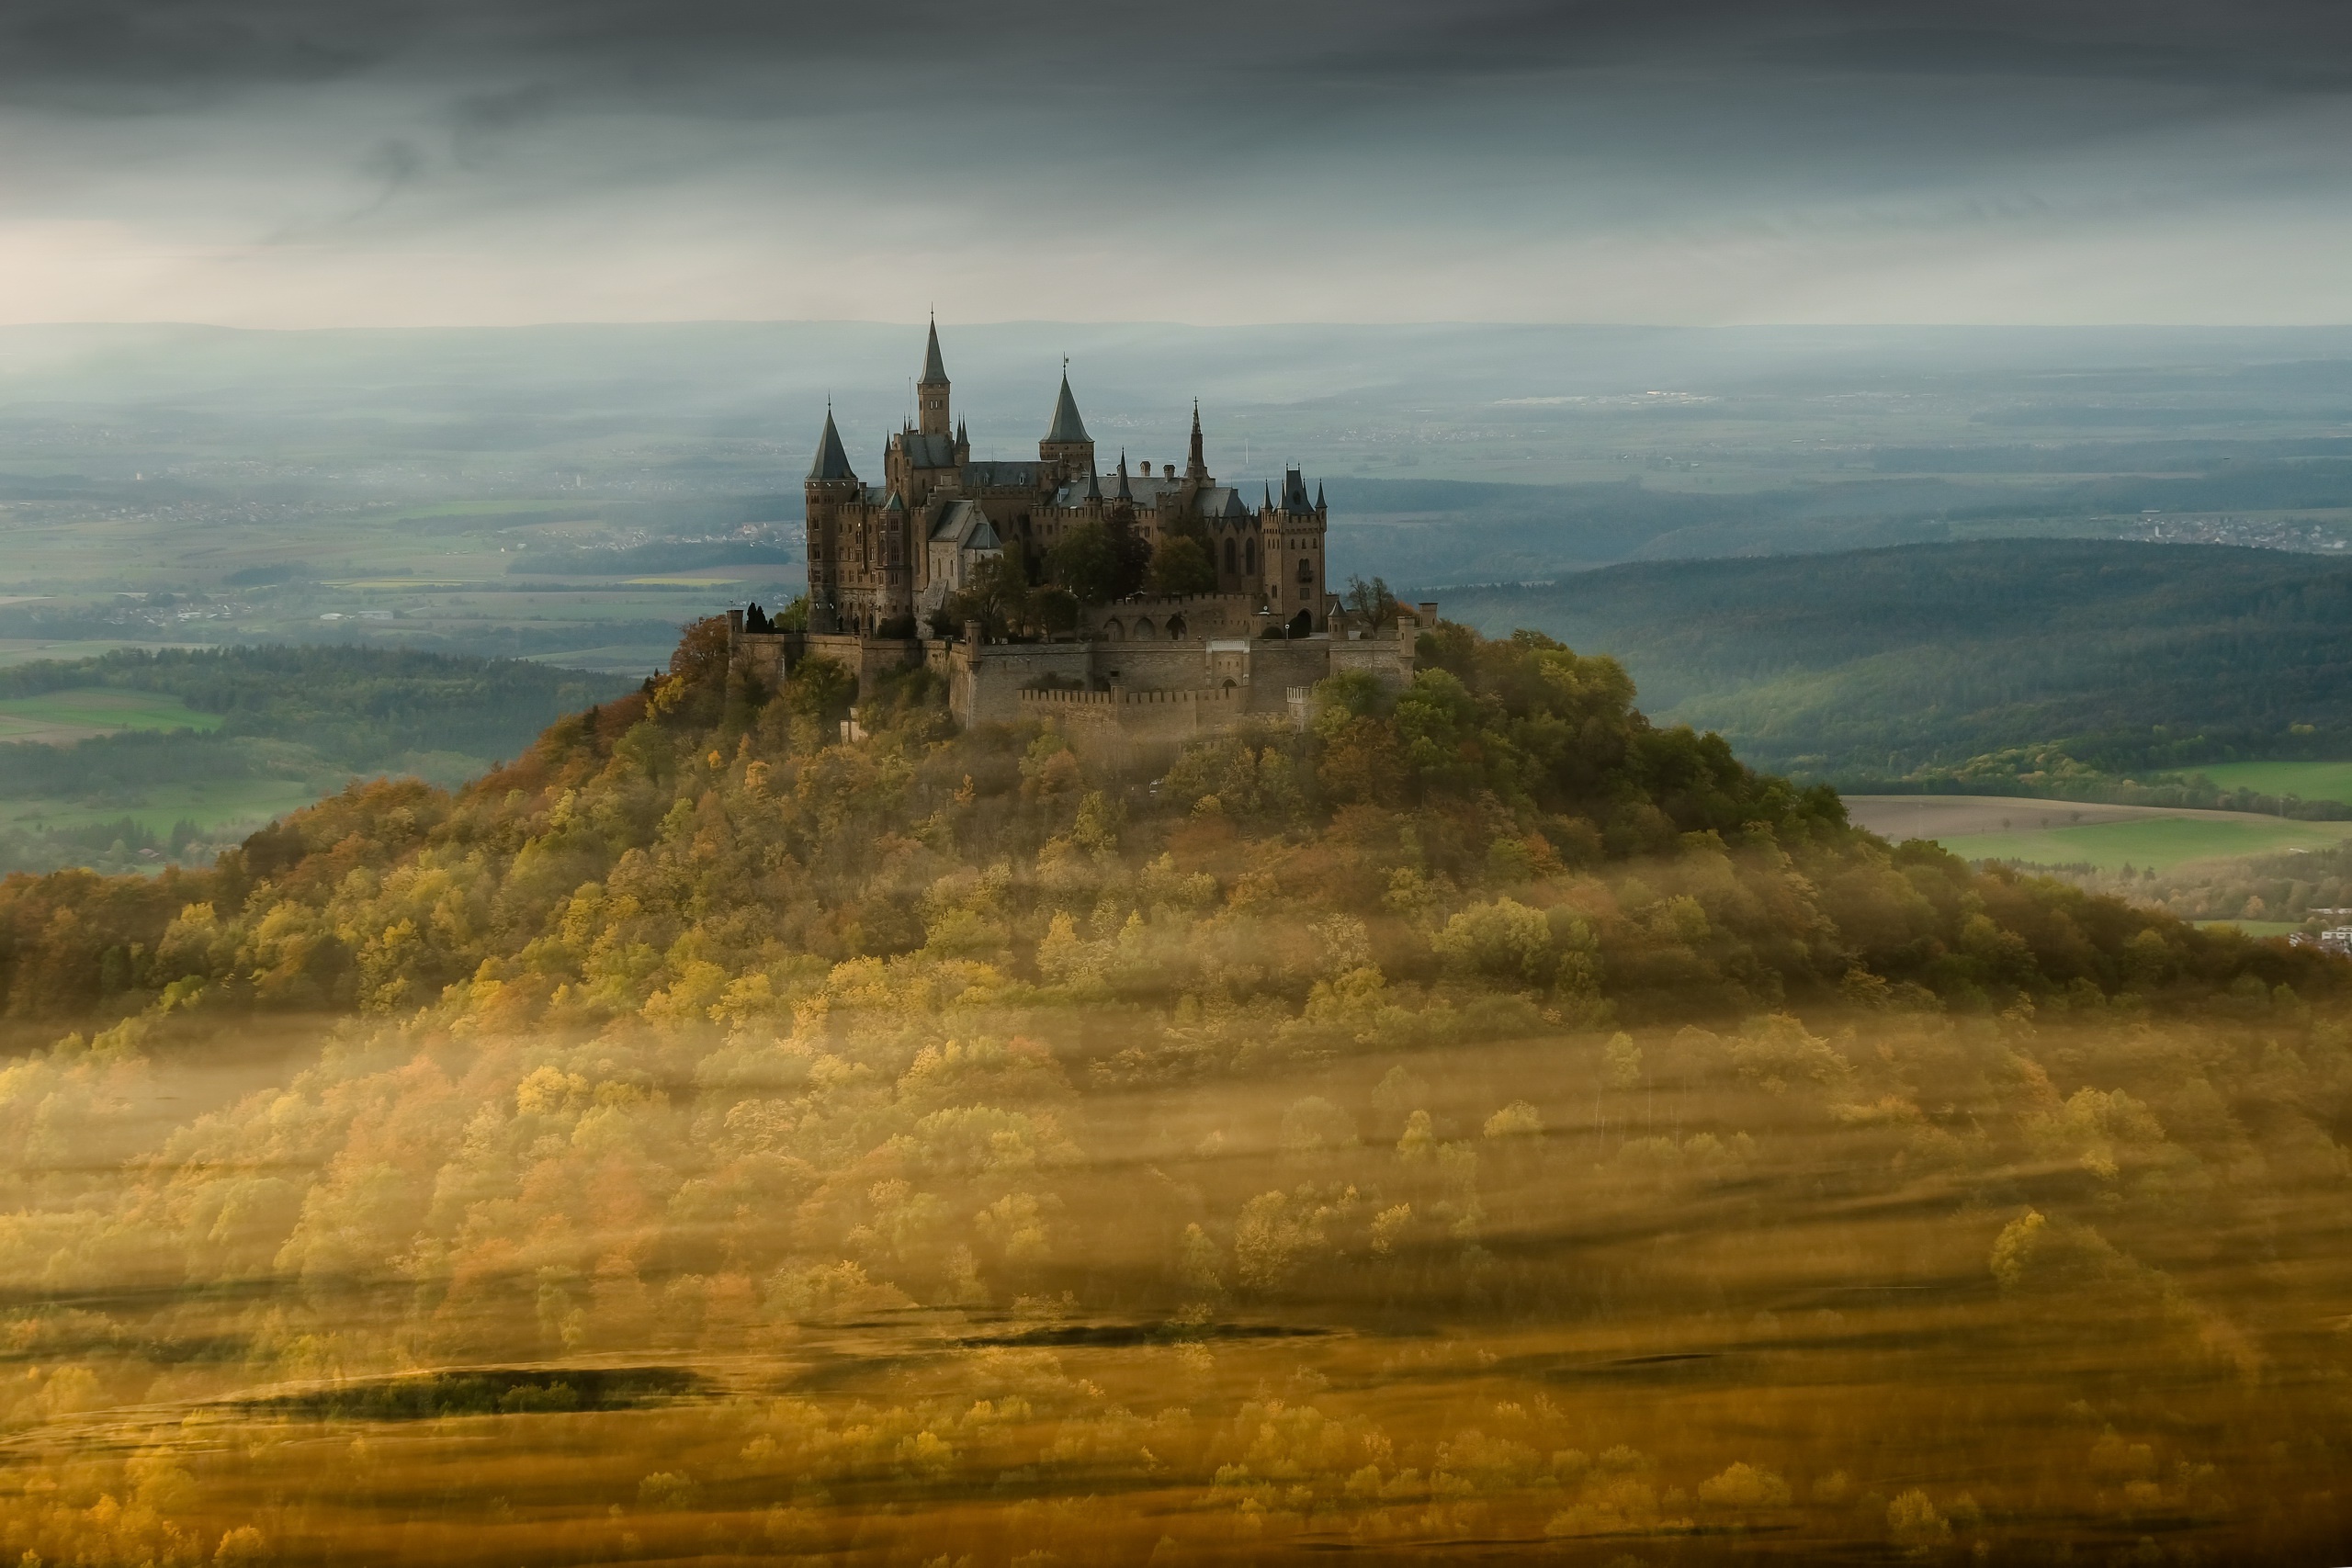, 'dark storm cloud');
7,0,2350,325
11,0,2352,108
